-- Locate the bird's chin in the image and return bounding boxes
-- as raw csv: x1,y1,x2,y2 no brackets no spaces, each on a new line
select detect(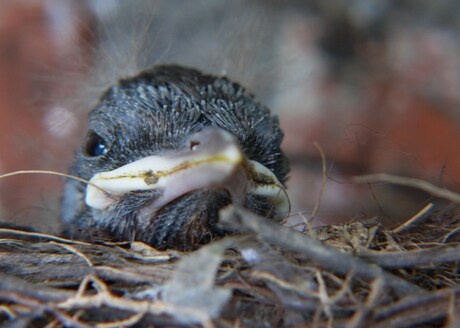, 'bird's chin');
96,187,233,250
